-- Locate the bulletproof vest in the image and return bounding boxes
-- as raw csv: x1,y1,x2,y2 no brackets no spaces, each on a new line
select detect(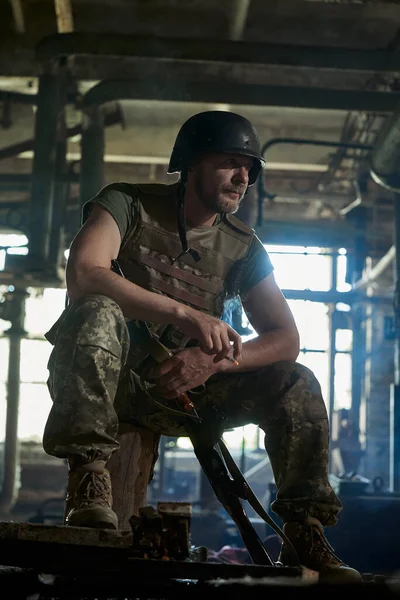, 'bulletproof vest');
114,182,256,362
